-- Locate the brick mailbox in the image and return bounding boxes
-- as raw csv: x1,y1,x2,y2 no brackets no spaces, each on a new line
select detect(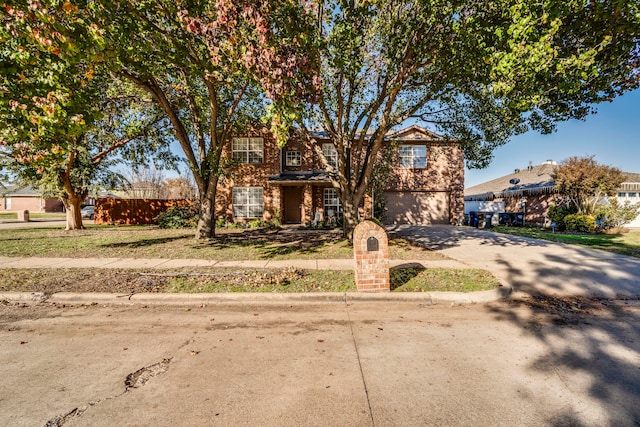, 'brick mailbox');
353,220,390,292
